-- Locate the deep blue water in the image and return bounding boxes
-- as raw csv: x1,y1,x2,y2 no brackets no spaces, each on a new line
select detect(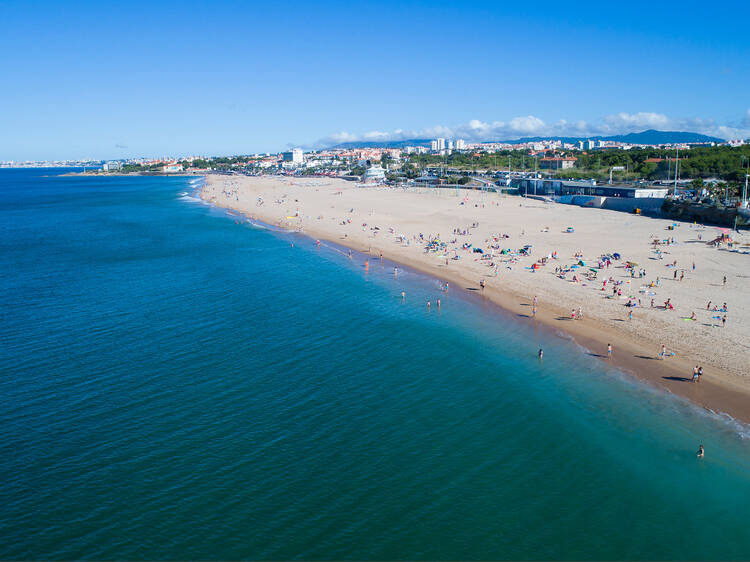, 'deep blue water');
2,168,750,560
